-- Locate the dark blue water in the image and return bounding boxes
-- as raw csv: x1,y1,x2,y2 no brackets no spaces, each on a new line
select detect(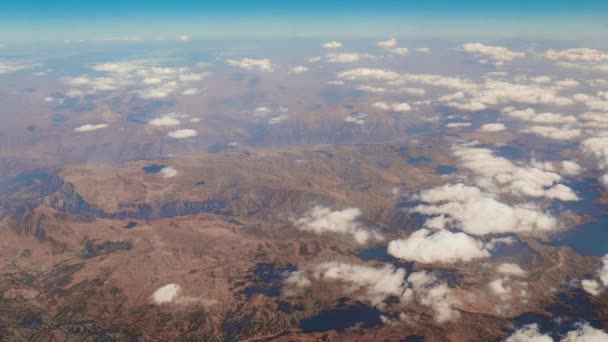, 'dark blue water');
240,263,297,297
300,301,385,333
408,156,432,165
435,164,457,175
142,165,166,173
552,178,608,256
506,289,602,340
